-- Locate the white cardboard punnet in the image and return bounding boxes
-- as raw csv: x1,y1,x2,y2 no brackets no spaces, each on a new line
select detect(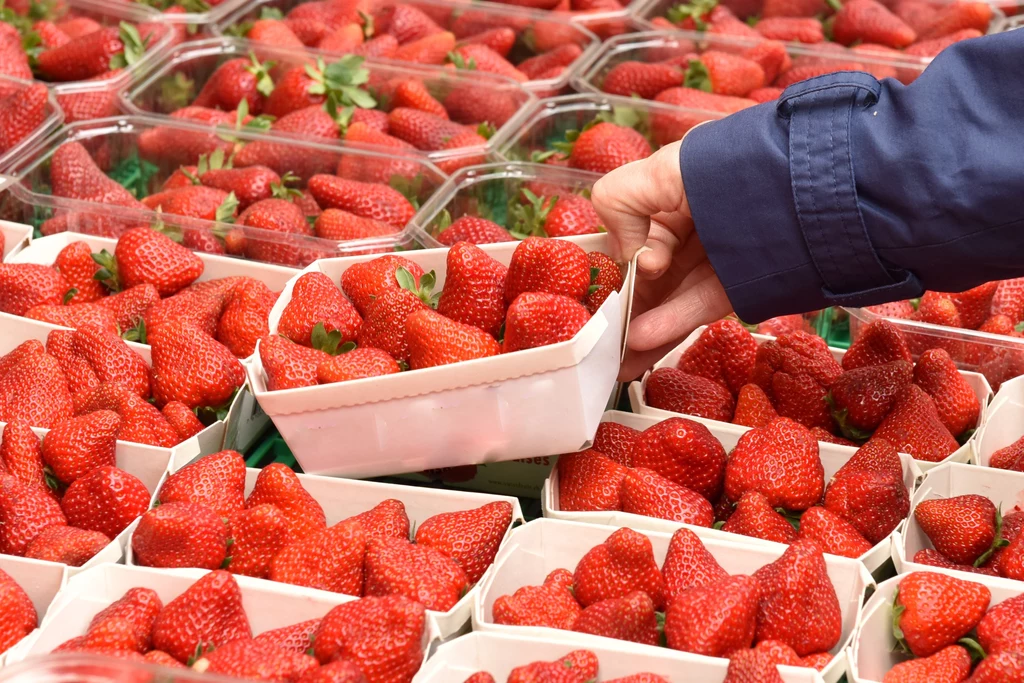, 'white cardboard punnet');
0,556,66,665
6,564,440,665
0,221,31,262
415,631,826,683
542,410,922,574
630,326,991,473
977,373,1024,467
126,457,525,639
850,572,1022,682
472,518,873,683
251,234,636,478
893,461,1024,582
